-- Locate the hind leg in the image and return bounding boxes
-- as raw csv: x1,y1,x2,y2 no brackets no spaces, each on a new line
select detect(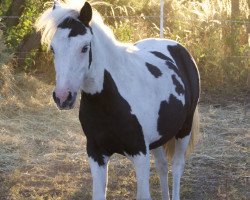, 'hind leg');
172,134,190,200
151,146,170,200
